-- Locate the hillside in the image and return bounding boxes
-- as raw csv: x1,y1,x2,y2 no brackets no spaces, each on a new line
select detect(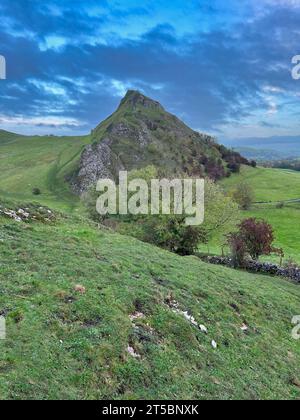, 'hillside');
0,106,300,400
0,131,90,212
70,90,249,194
0,204,299,400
